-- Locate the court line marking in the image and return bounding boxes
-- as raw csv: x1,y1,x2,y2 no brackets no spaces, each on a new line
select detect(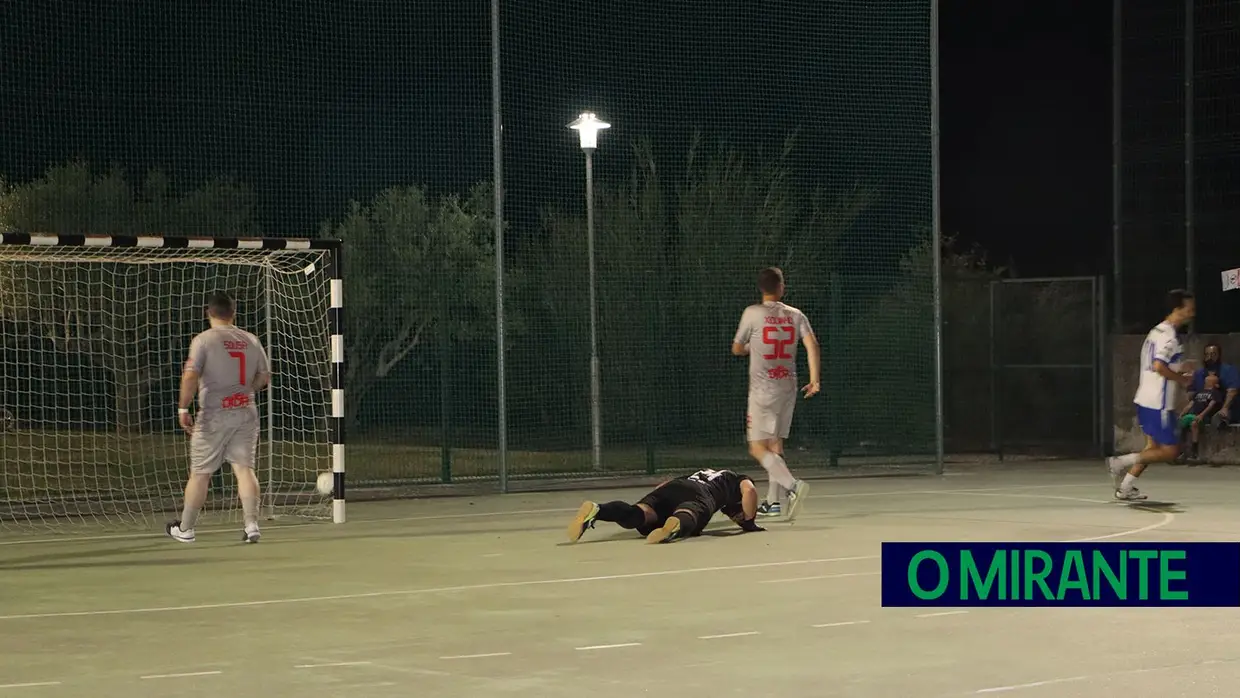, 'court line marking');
294,661,372,669
139,671,221,680
915,611,969,618
760,571,879,584
976,675,1091,693
0,556,875,621
1068,511,1176,542
0,482,1106,547
438,652,512,660
698,631,761,640
973,658,1231,694
0,683,62,690
949,491,1179,542
812,620,871,628
576,643,641,651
